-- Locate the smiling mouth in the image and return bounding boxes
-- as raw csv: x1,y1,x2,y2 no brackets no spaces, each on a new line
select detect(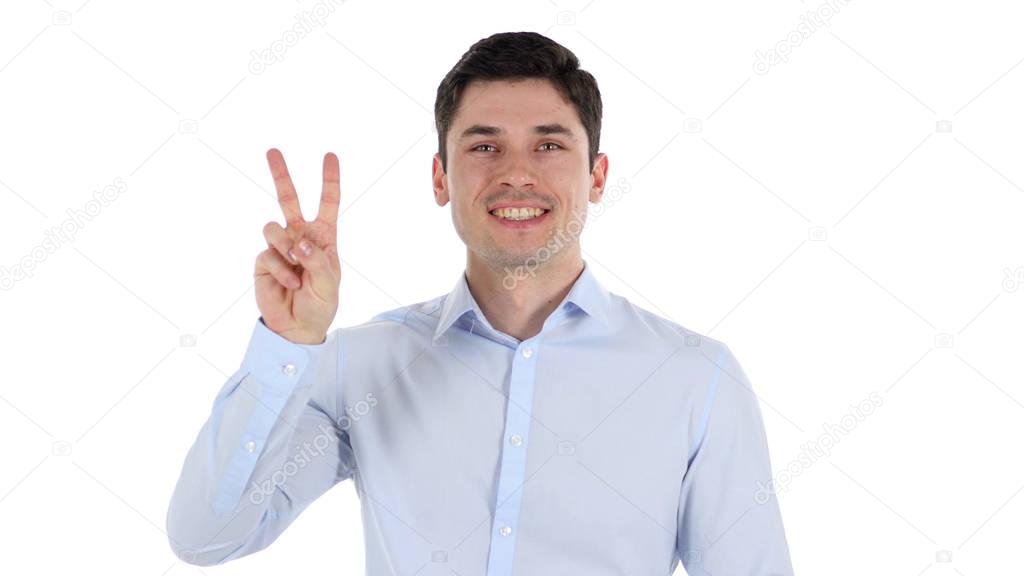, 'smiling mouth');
489,207,550,221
